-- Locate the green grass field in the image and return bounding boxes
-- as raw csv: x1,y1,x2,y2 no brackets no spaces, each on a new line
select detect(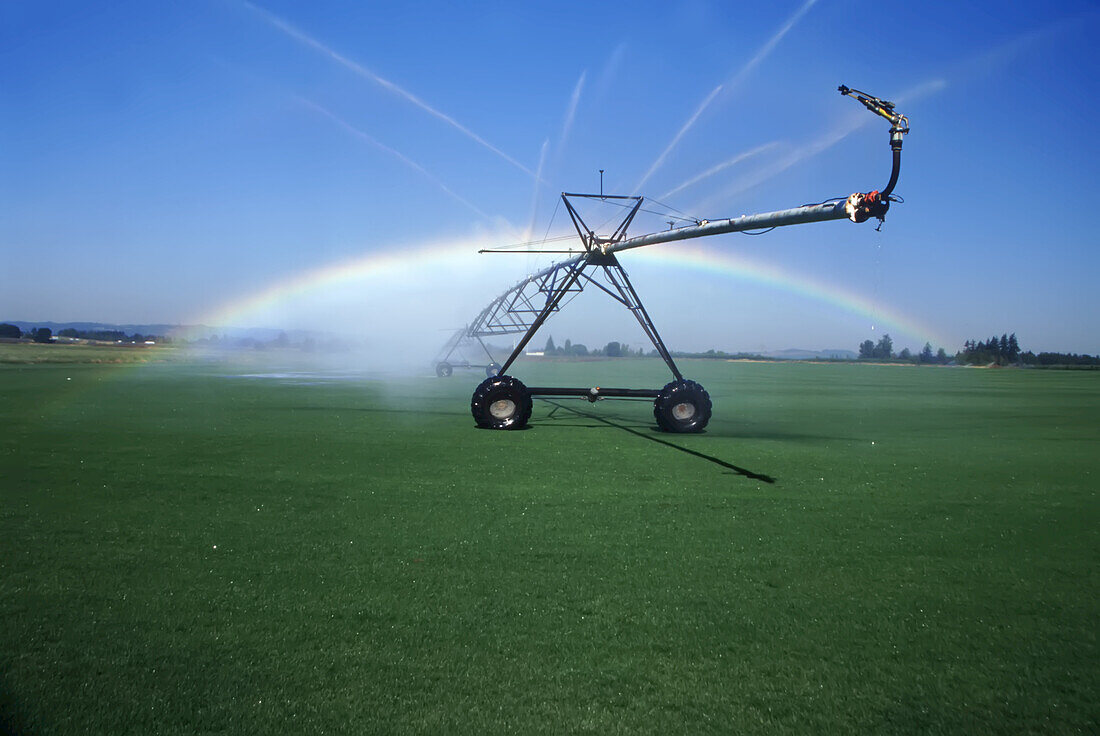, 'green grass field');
2,348,1098,734
0,342,182,364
